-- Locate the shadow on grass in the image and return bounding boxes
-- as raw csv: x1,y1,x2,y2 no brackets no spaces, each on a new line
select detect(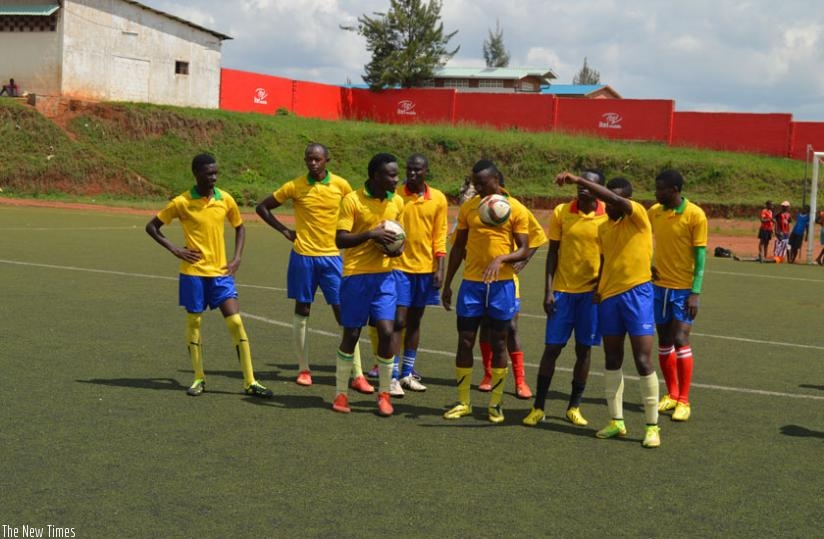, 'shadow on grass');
780,424,824,439
77,377,187,391
799,384,824,391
